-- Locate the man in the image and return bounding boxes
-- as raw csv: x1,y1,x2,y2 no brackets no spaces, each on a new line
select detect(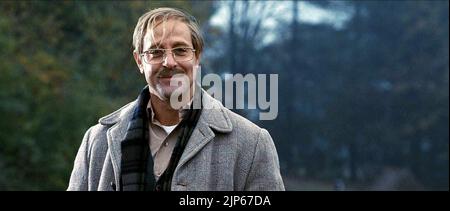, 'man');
67,7,284,191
